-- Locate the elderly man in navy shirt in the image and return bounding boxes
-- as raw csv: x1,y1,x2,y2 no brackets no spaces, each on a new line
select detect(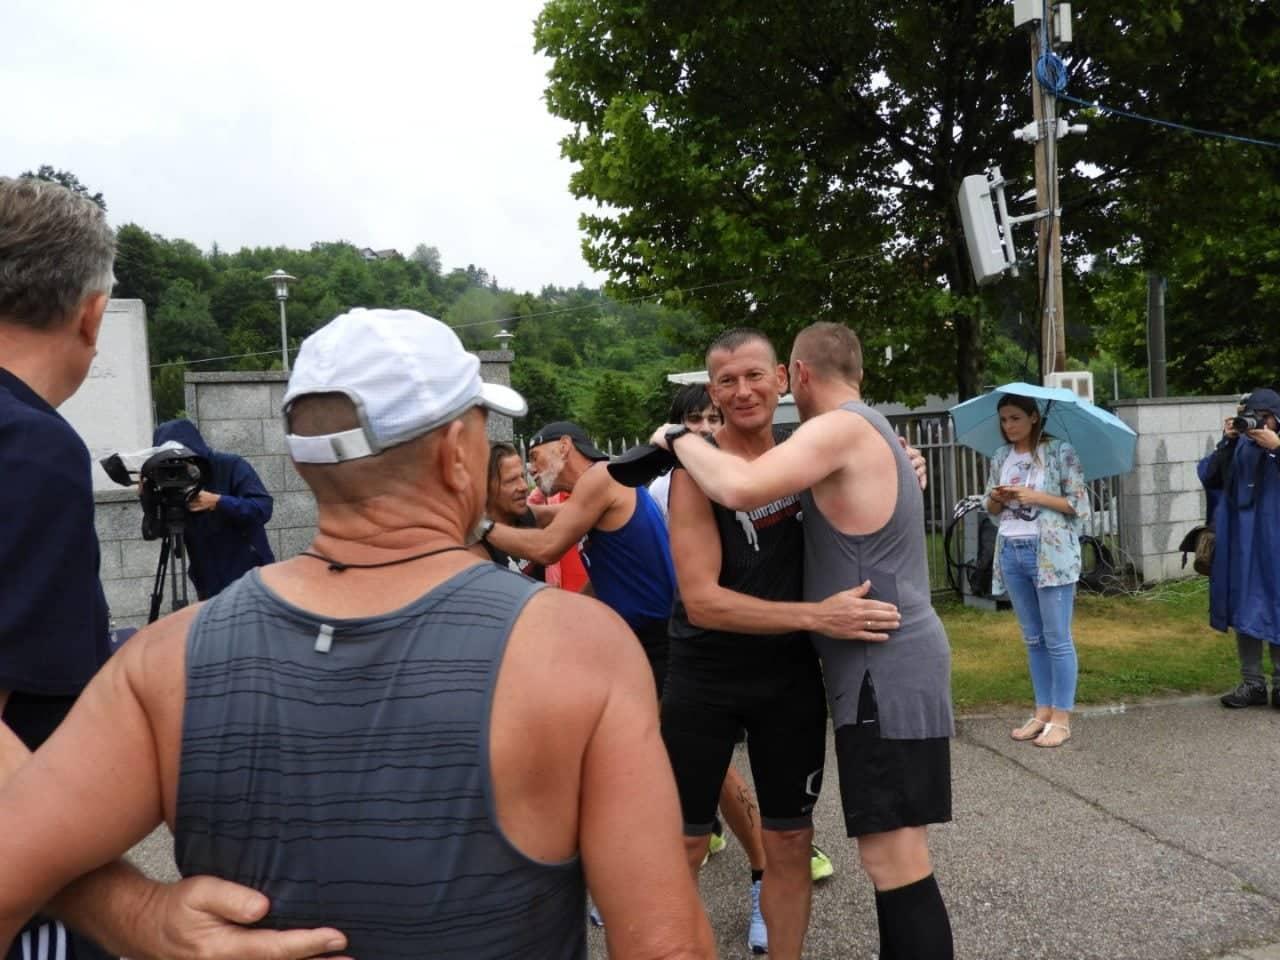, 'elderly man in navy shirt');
0,177,346,960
